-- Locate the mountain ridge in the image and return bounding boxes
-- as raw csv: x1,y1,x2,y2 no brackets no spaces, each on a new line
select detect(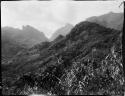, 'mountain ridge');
2,25,48,63
86,12,123,30
50,23,73,41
